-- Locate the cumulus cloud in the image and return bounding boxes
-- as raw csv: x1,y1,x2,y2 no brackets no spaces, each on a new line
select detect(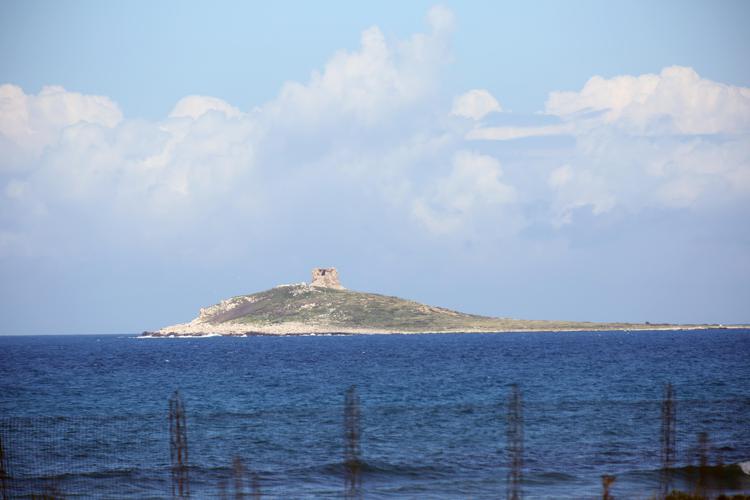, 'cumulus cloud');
466,66,750,222
470,66,750,141
169,95,243,120
412,150,516,234
2,7,748,268
0,7,472,260
546,163,616,225
263,10,452,130
0,87,260,260
546,66,750,135
451,89,502,120
545,130,750,223
0,84,122,170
